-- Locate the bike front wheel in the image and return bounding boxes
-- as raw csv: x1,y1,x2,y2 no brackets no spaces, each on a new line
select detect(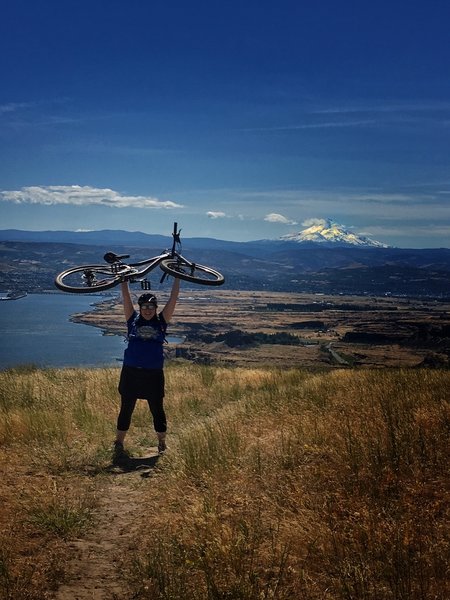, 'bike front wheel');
160,259,224,286
55,264,129,293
